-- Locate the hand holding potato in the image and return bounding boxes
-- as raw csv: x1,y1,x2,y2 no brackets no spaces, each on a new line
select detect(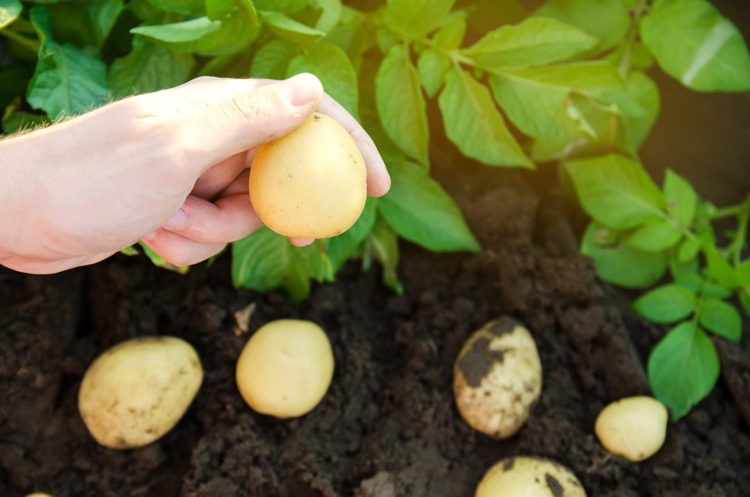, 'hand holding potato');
0,73,390,274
